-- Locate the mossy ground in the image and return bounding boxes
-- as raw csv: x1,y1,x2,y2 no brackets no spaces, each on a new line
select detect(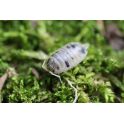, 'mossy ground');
0,20,124,103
